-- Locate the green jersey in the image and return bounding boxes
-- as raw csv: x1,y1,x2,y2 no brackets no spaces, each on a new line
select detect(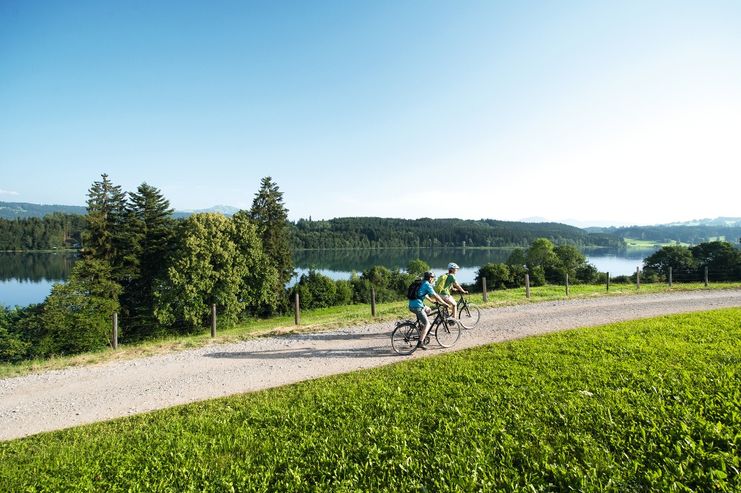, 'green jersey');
435,273,456,296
